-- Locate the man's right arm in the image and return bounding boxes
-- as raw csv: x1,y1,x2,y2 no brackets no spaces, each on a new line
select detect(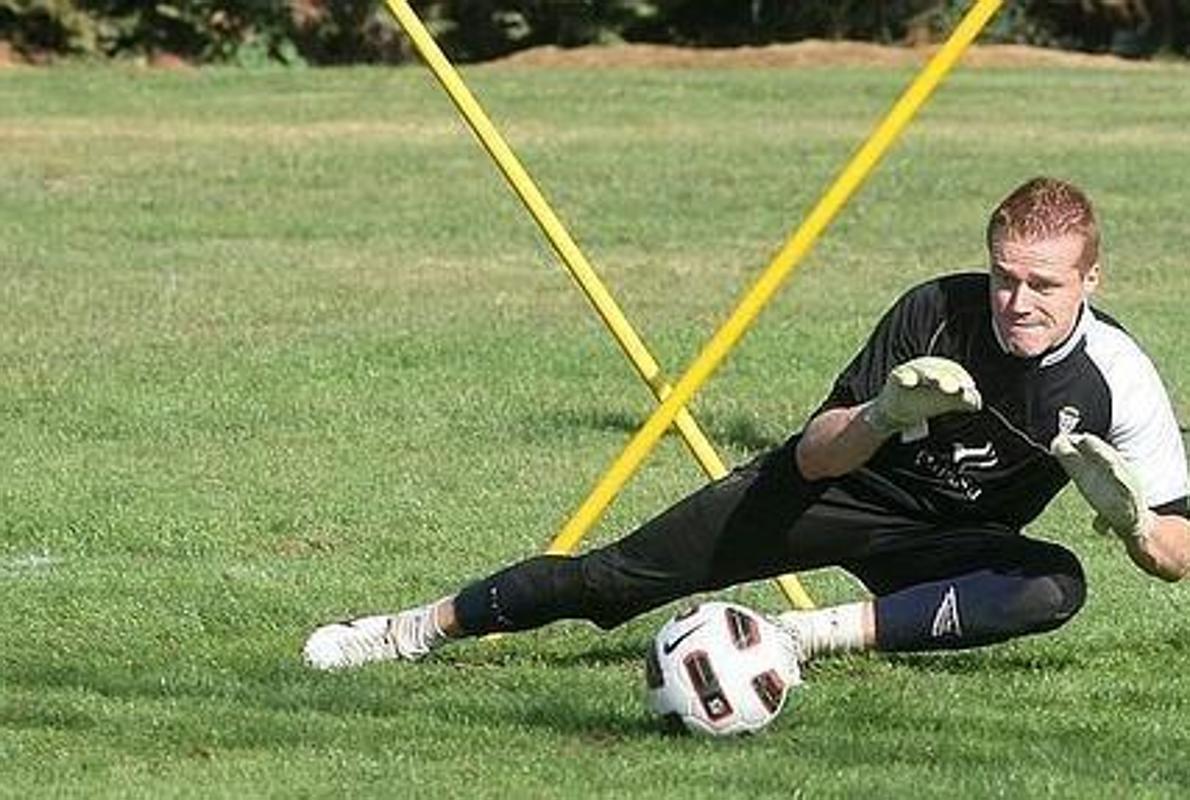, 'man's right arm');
796,357,982,481
796,405,889,481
